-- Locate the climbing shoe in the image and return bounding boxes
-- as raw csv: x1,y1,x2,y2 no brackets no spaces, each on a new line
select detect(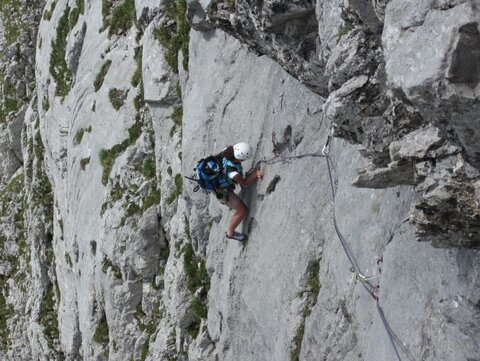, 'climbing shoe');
226,231,248,242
